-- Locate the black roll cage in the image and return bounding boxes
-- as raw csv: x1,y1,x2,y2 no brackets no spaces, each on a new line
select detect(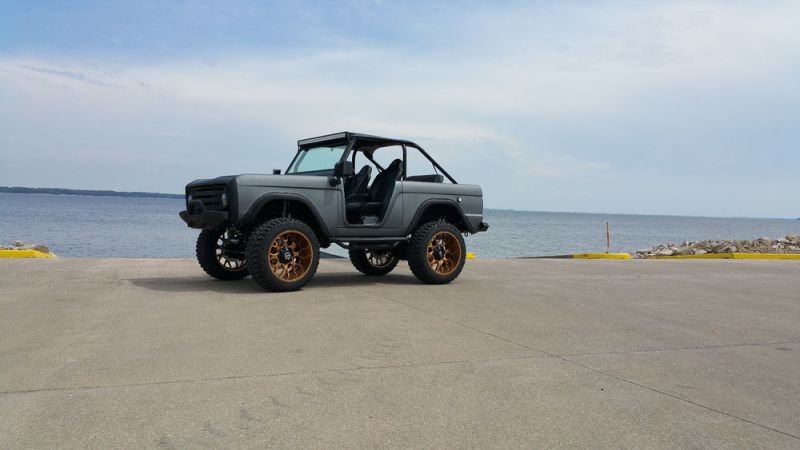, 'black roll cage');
287,132,457,184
